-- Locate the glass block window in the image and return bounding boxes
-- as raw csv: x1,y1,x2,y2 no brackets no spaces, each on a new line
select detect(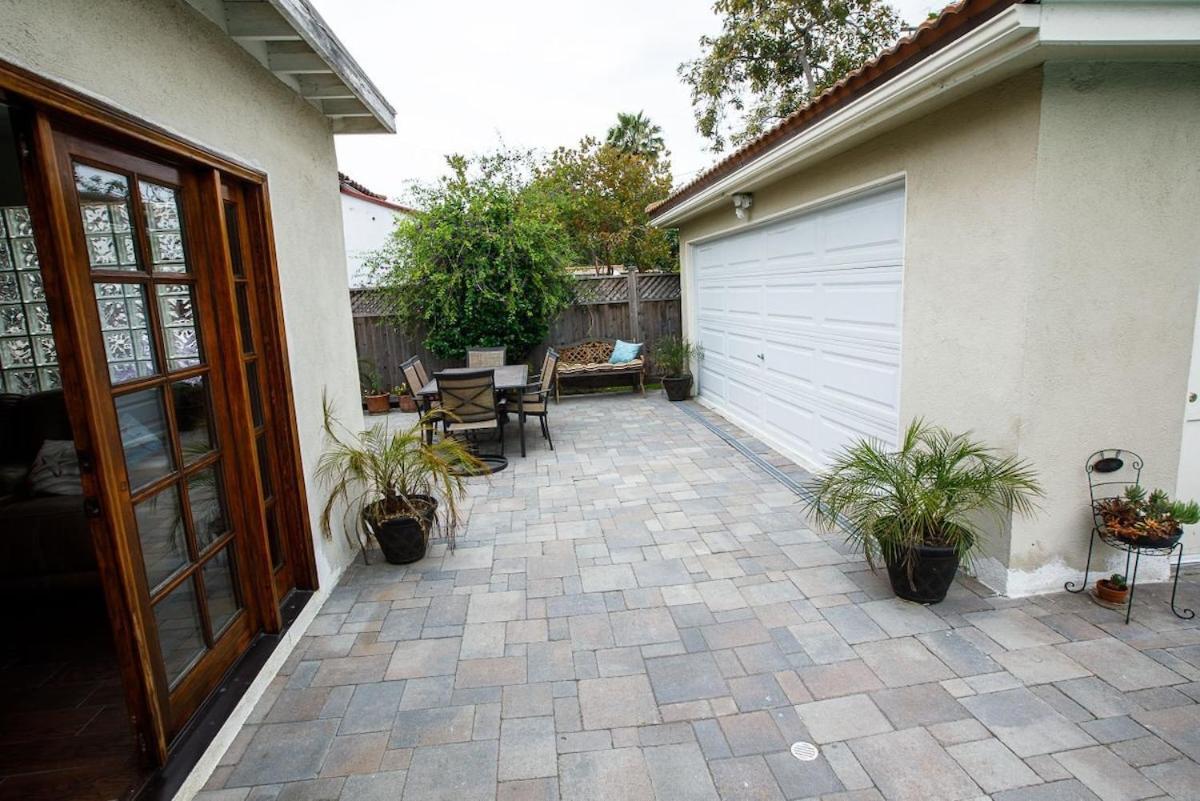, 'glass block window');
74,164,139,272
94,281,155,384
140,180,188,274
0,206,59,394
